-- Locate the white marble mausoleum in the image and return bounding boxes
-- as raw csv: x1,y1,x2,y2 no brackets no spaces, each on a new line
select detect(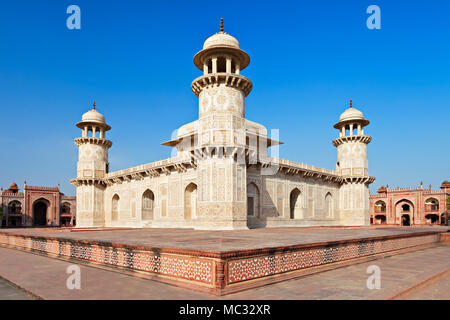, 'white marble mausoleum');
71,20,375,229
